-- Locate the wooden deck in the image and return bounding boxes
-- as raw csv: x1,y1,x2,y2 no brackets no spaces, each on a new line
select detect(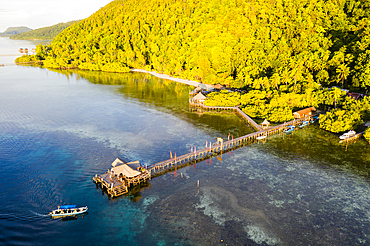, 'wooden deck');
93,170,151,198
189,102,262,131
146,116,311,177
94,99,315,198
